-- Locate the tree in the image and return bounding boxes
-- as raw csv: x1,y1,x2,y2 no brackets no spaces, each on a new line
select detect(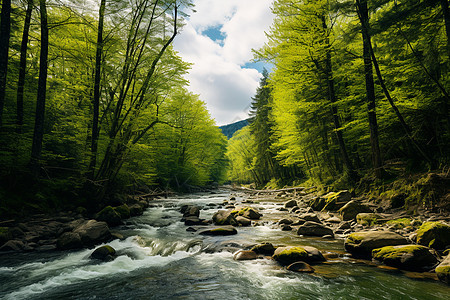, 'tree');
0,0,11,127
30,0,49,174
